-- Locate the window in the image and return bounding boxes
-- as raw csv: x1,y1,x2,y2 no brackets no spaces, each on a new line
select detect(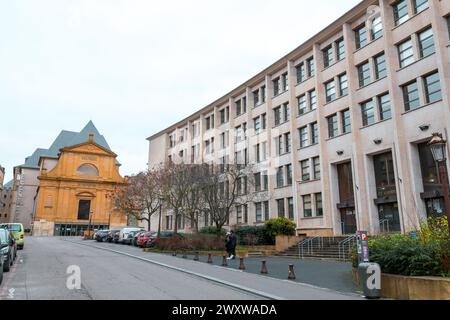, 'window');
77,200,91,220
336,38,345,61
282,73,289,92
288,197,294,220
447,16,450,38
261,86,266,103
313,157,321,180
327,114,338,138
413,0,429,14
371,16,383,40
262,171,268,191
277,135,284,155
374,53,387,79
309,89,317,110
283,103,290,121
297,95,307,115
341,109,351,133
264,201,269,221
311,122,319,144
339,73,348,96
323,45,334,68
315,193,323,216
378,93,392,120
254,173,261,192
253,90,260,106
403,81,420,111
192,122,200,137
394,0,409,26
361,100,375,126
325,80,336,102
287,164,293,185
273,77,280,96
254,116,261,134
236,100,242,116
358,62,371,87
274,107,281,126
418,28,435,58
355,25,368,49
220,108,226,124
77,164,99,176
255,202,262,222
299,126,308,148
277,199,285,218
424,72,442,104
296,63,306,83
303,195,312,217
307,57,315,77
398,39,414,68
236,205,243,224
242,97,247,113
285,132,292,153
261,113,267,130
301,159,310,181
